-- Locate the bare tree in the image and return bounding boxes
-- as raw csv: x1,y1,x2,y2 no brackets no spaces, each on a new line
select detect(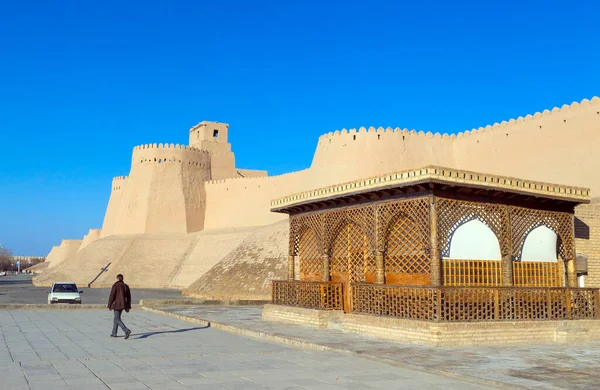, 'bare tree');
0,246,14,272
